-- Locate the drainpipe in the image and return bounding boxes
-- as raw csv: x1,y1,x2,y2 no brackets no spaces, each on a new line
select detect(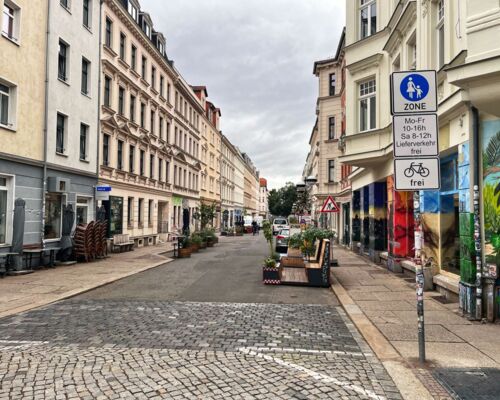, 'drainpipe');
41,0,52,247
95,0,104,220
471,106,486,321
